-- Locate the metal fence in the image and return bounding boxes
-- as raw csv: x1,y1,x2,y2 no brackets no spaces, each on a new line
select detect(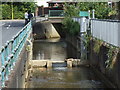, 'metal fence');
91,19,120,47
0,21,32,88
49,10,64,17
